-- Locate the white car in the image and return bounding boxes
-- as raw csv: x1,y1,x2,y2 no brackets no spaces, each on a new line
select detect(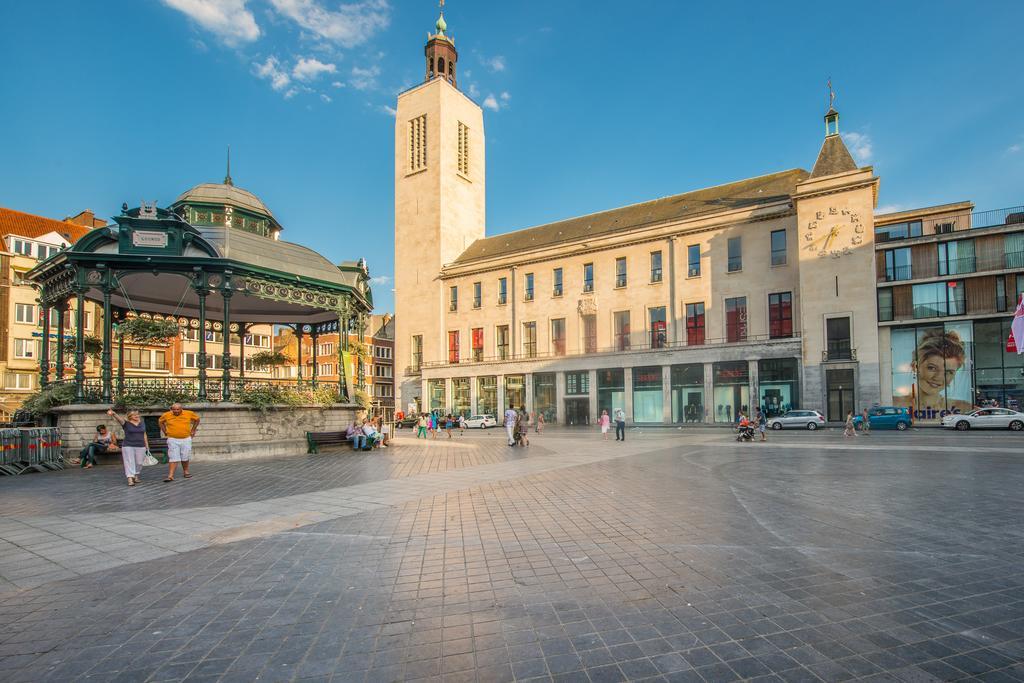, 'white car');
766,410,827,430
463,414,497,429
941,408,1024,431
